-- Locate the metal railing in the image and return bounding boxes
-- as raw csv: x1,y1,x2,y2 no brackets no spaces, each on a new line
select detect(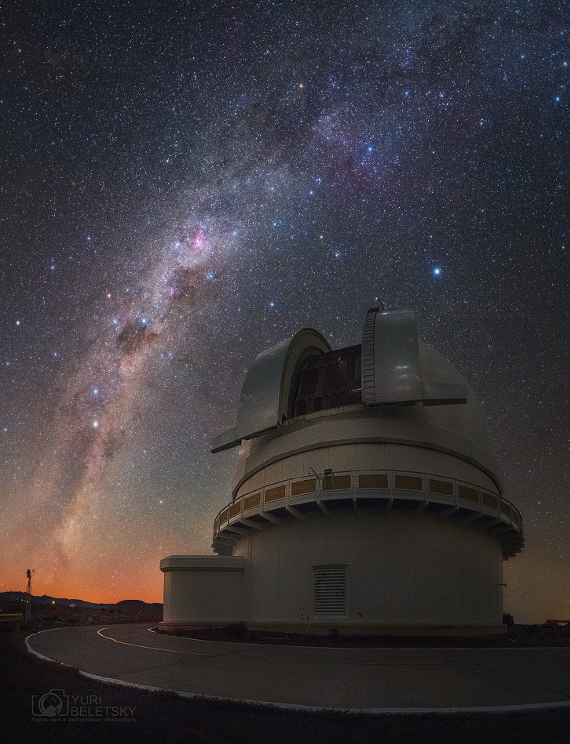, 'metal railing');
213,469,523,536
